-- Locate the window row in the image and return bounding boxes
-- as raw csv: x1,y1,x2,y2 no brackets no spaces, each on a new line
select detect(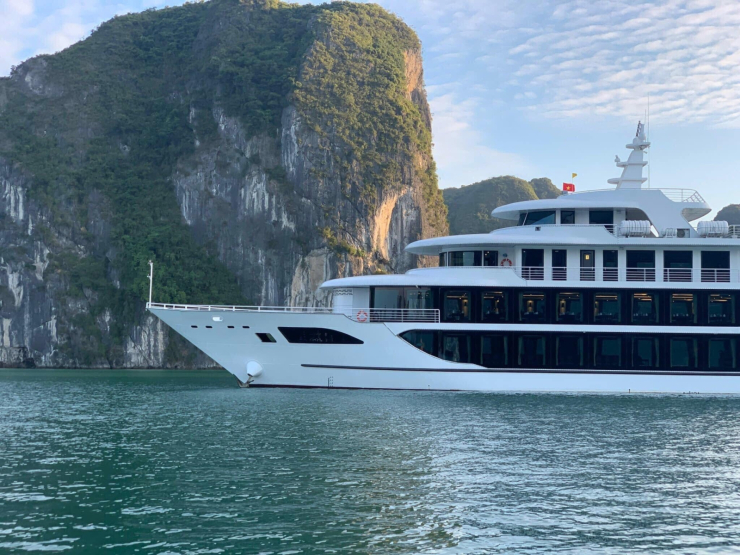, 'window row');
400,331,739,371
